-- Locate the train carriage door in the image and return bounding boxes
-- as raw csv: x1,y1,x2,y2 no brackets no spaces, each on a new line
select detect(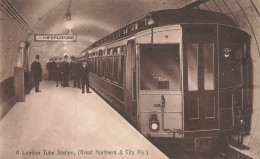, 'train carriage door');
183,25,219,131
139,43,182,134
125,40,137,120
